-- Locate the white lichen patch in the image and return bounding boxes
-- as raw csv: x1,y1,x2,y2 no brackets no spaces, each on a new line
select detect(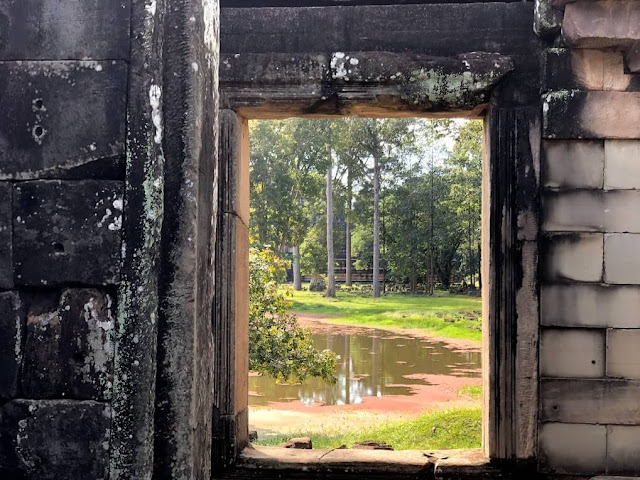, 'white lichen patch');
149,85,163,145
97,208,113,228
331,52,349,80
145,0,156,16
108,216,122,231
